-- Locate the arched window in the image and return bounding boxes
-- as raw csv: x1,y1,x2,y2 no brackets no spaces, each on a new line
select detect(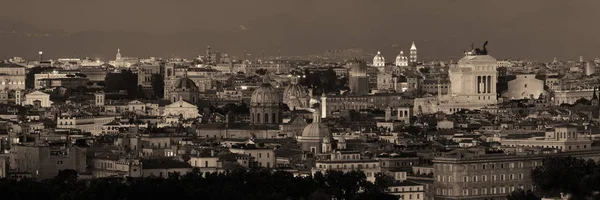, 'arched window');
265,113,269,123
272,113,277,123
257,113,261,123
